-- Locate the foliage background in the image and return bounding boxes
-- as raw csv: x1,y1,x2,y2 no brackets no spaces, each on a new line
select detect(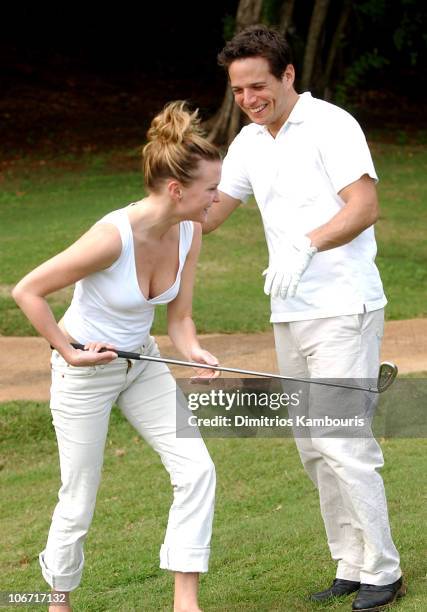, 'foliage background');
1,0,426,155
